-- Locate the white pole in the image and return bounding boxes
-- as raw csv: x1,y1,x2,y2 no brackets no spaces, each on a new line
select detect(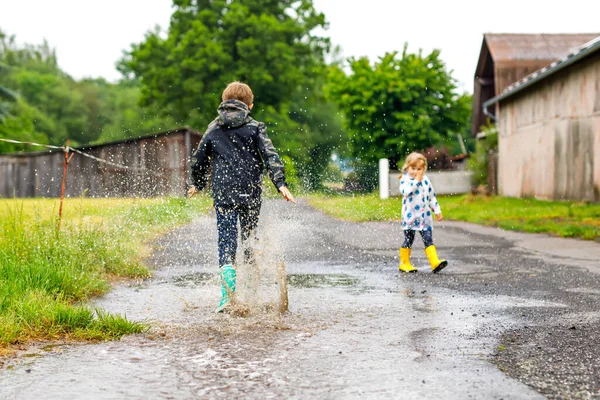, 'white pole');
379,158,389,199
457,134,467,154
